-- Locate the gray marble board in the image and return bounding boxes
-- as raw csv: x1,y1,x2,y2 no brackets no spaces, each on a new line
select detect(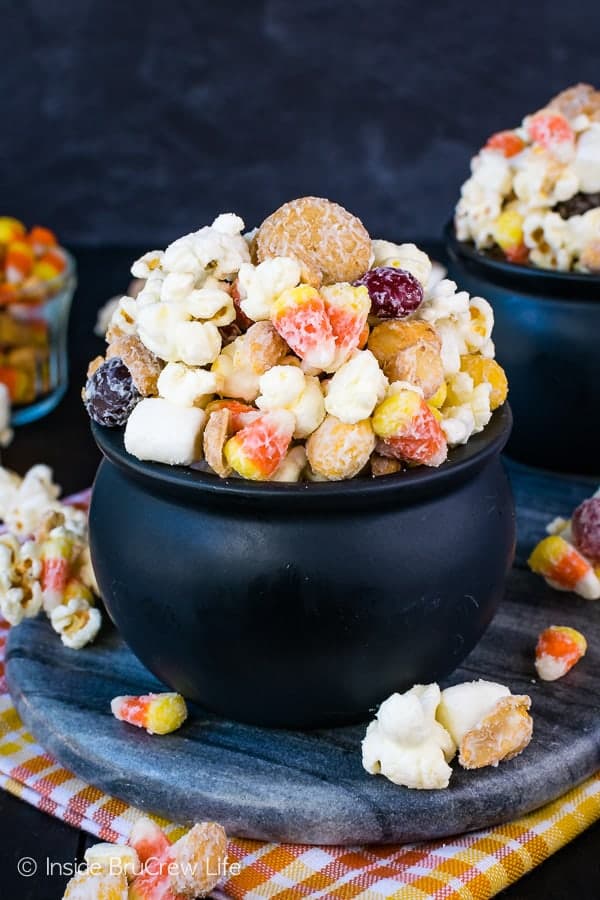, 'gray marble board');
6,461,600,845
